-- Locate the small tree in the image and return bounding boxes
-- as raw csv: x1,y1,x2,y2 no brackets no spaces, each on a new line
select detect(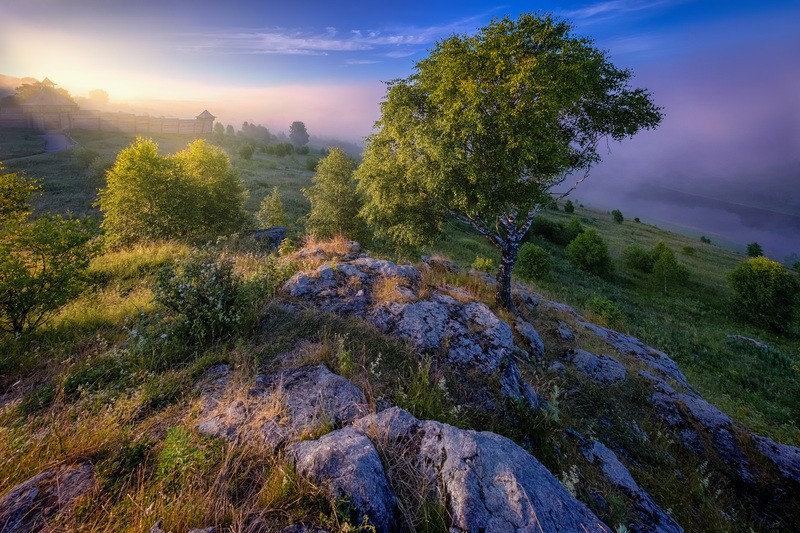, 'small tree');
746,242,763,258
651,246,688,295
304,148,364,240
225,124,235,136
564,200,575,213
289,121,310,147
213,122,225,144
728,257,799,332
238,143,255,160
611,209,624,223
257,186,287,228
566,229,614,278
516,243,550,281
355,13,660,308
99,138,249,247
0,165,38,226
